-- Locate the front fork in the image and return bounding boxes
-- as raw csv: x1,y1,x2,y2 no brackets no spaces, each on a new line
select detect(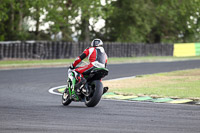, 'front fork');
67,73,79,101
